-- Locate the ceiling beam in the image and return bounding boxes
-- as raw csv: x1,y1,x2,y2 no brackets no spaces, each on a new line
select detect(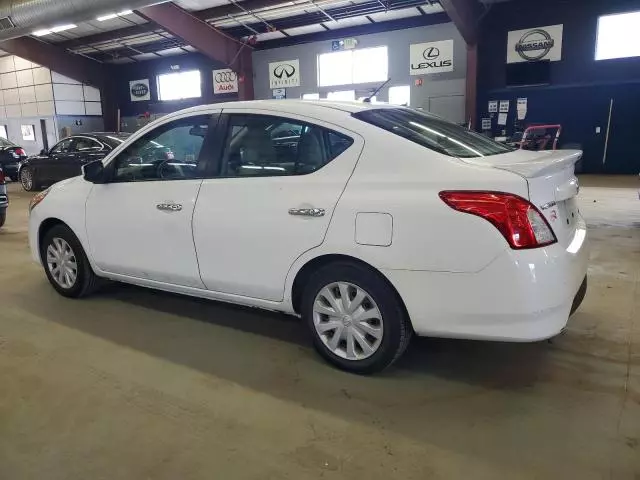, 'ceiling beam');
135,2,251,67
58,0,290,51
439,0,481,45
0,36,107,88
